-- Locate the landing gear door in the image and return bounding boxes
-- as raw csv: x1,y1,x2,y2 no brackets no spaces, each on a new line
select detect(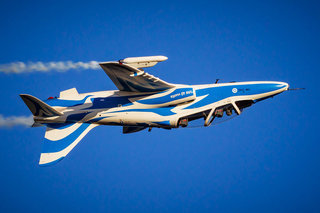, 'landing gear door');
231,102,241,115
